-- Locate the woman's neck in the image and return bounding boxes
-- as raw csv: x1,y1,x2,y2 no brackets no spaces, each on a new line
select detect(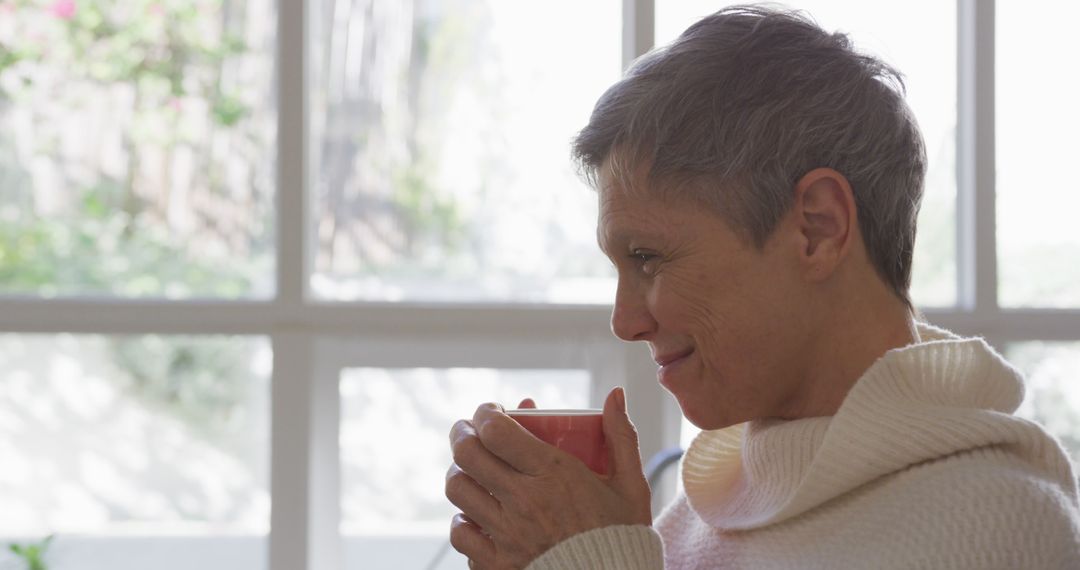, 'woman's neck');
778,284,919,421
